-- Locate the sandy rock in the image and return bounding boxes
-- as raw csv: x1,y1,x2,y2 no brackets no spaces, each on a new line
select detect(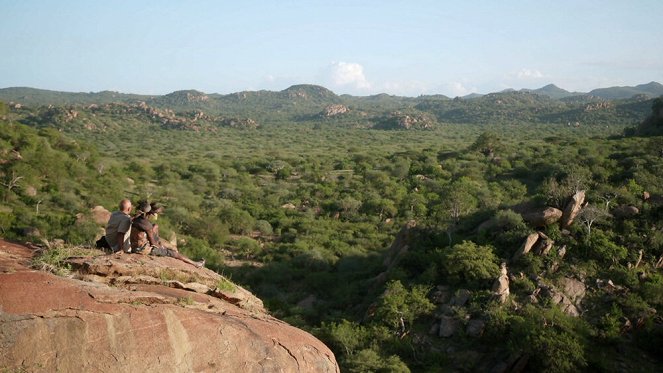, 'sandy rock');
321,104,349,117
561,190,586,228
559,277,586,303
25,185,37,197
91,205,112,225
65,254,265,314
522,207,563,227
0,239,339,373
512,232,540,260
533,231,554,256
492,263,509,303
